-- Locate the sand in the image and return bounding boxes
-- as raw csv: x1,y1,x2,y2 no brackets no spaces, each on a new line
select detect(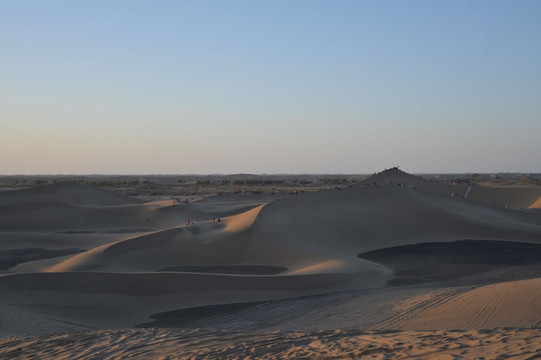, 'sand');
2,328,540,359
1,169,541,358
